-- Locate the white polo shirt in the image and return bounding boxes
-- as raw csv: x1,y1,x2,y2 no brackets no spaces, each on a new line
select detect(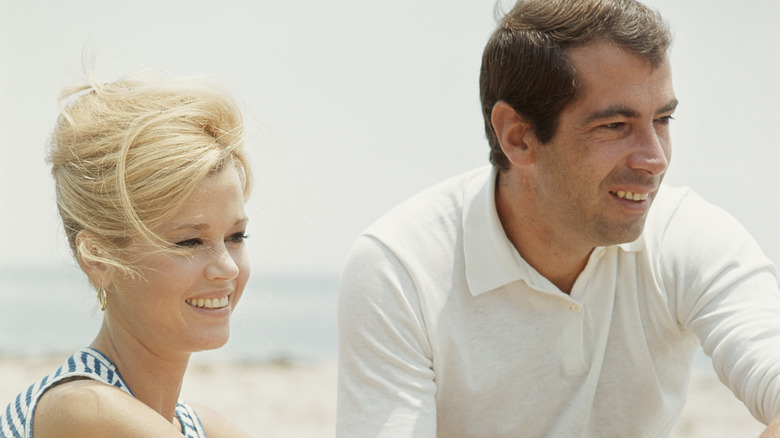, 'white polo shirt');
337,165,780,437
